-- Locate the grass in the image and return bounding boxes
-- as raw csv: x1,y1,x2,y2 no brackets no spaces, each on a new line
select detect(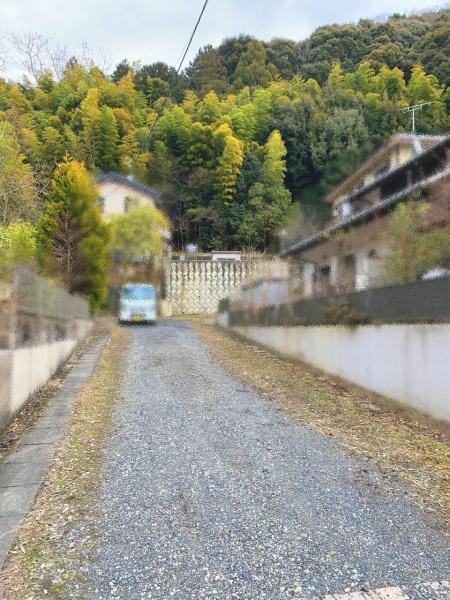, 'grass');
0,324,130,599
192,320,450,529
